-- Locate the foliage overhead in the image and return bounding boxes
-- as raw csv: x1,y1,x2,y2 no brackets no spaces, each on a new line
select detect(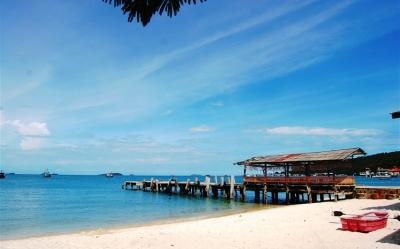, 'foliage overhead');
103,0,207,26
